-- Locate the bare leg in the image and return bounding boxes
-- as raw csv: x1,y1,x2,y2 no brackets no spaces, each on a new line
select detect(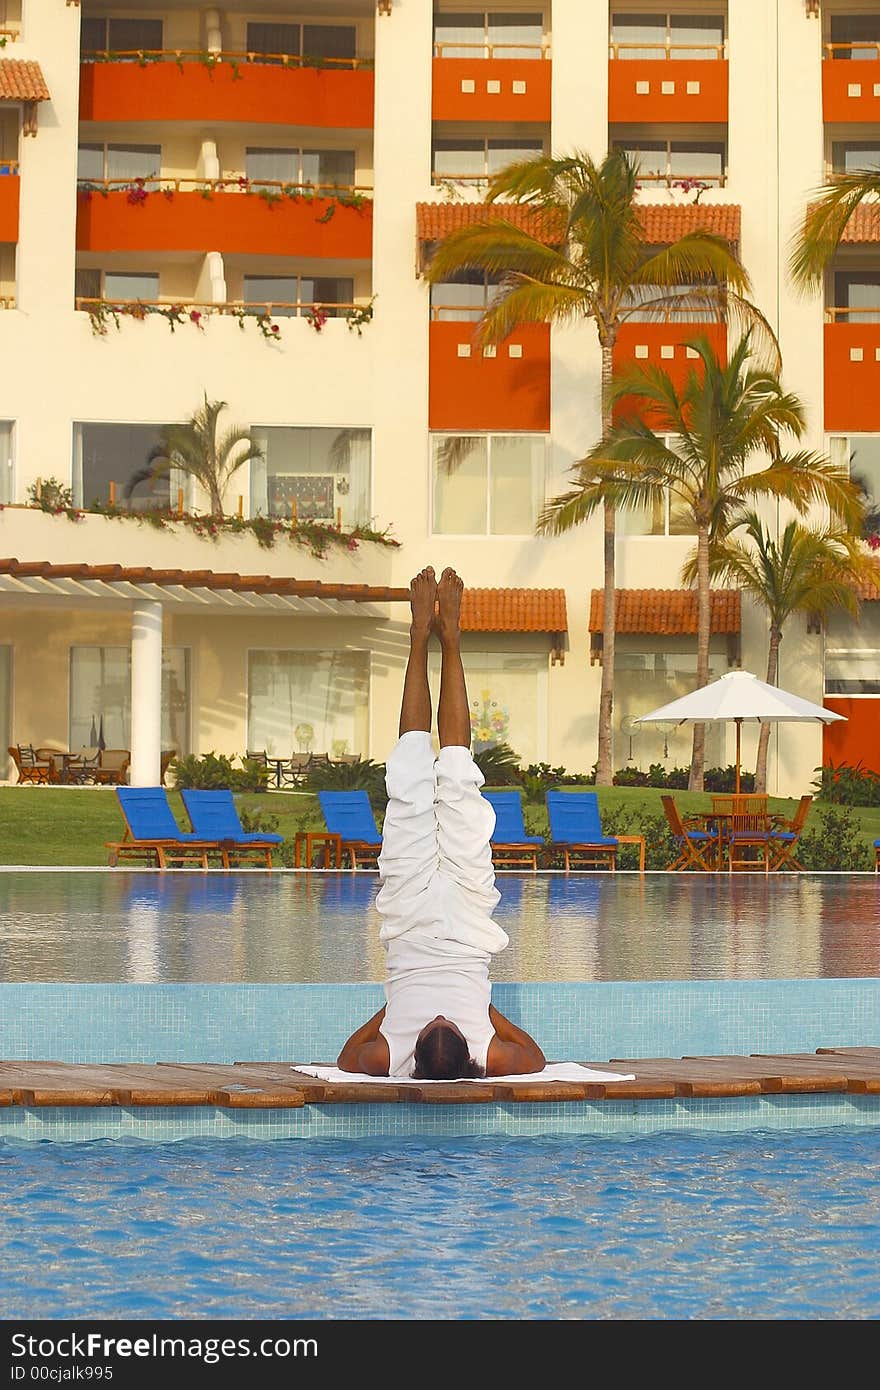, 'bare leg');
436,567,469,749
398,566,437,736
